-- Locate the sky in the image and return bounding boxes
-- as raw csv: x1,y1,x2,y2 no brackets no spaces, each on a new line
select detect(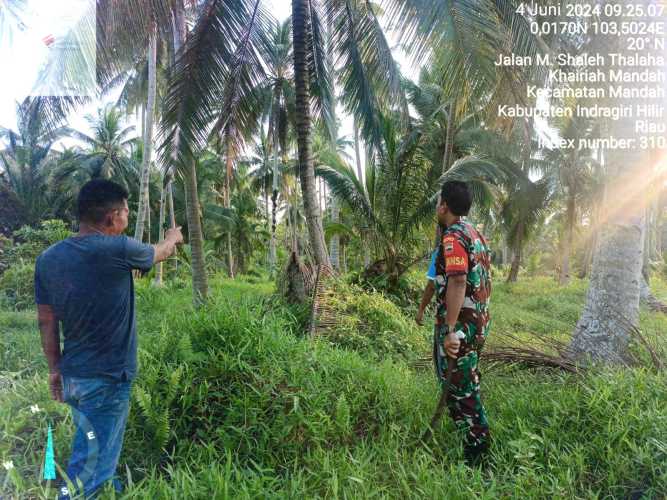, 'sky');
0,0,417,156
